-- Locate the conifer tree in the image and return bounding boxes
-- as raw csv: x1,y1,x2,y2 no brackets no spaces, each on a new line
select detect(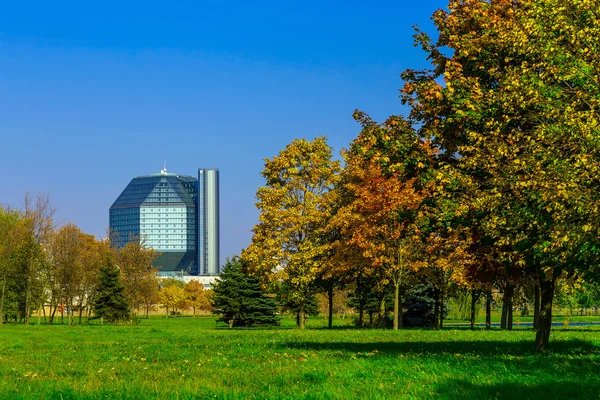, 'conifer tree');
211,257,279,328
93,255,130,323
